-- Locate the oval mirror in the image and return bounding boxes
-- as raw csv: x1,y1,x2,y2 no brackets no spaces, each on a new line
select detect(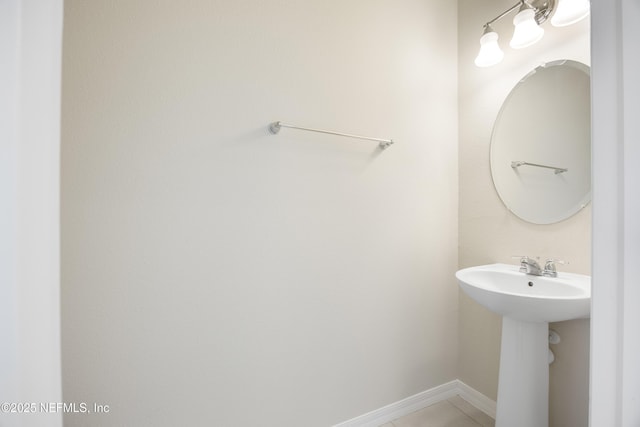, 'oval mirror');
490,60,591,224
